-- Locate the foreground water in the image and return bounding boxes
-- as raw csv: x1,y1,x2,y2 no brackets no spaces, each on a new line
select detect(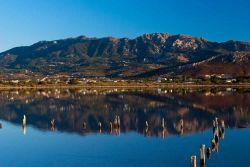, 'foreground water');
0,88,249,167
